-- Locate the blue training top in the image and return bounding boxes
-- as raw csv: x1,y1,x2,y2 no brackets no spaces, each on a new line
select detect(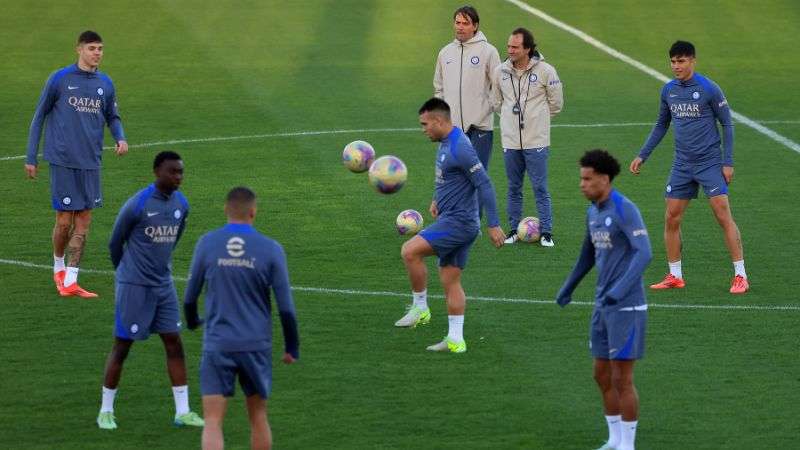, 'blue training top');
27,64,125,169
109,184,189,286
638,73,734,166
556,190,652,310
435,126,500,228
183,223,300,357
